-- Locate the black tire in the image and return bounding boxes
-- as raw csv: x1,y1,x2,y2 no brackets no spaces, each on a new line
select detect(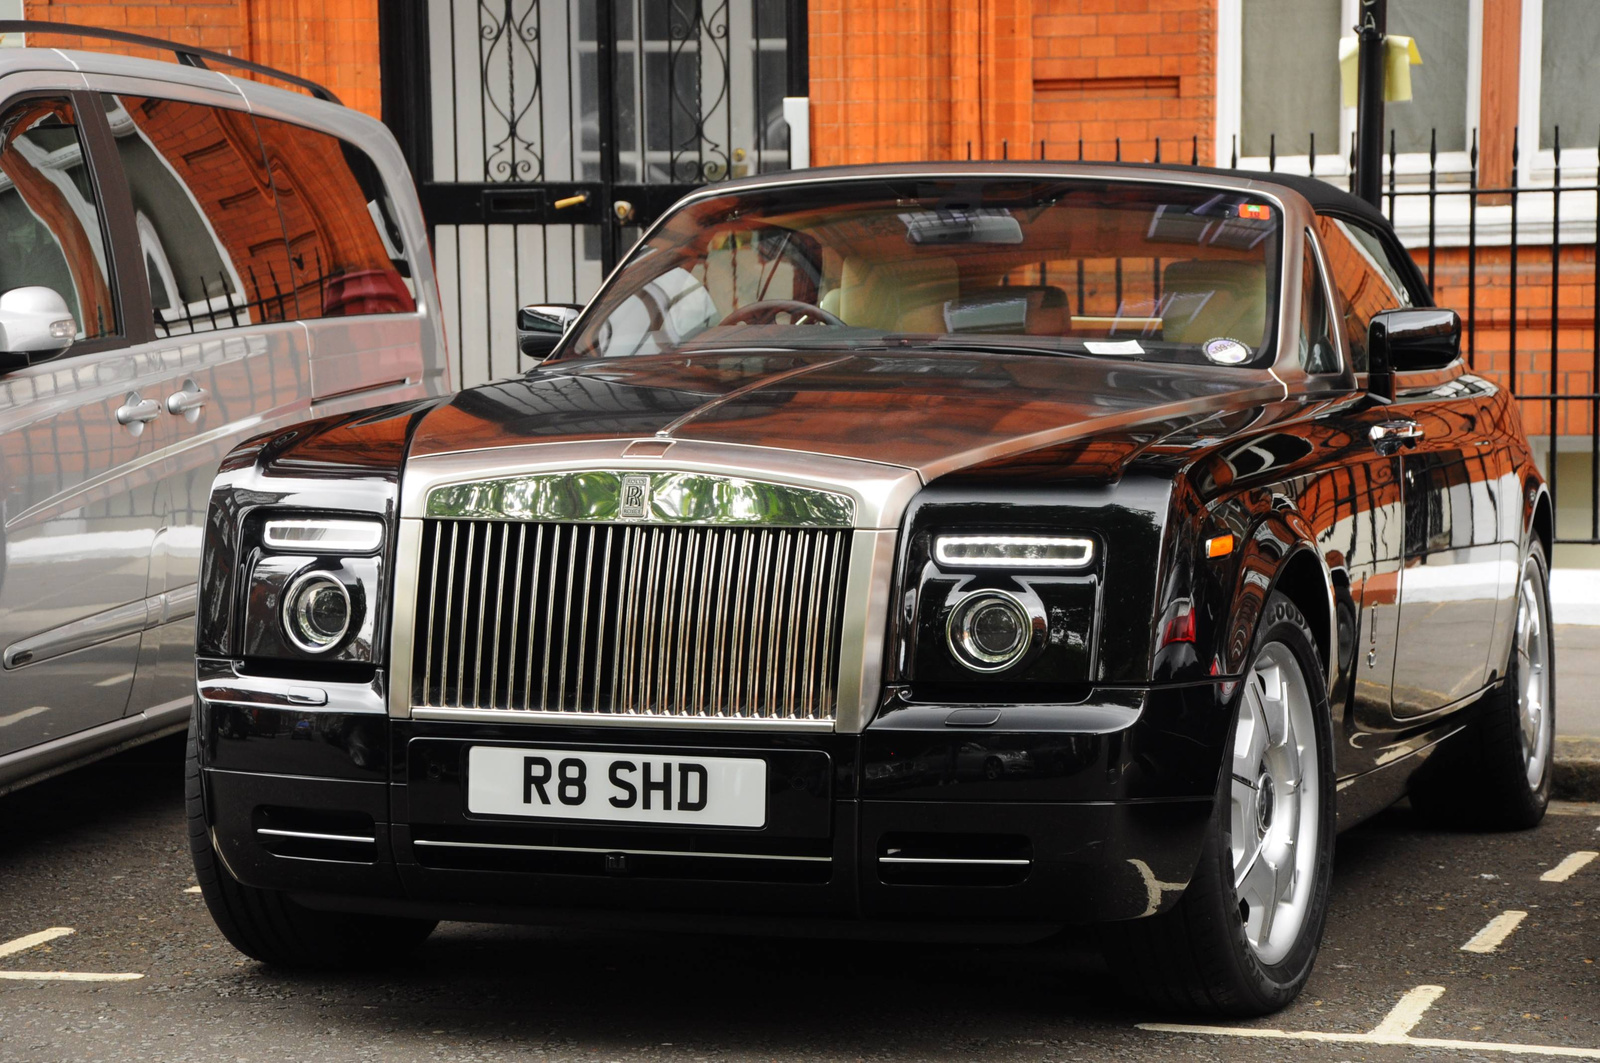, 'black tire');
1098,592,1337,1016
1410,542,1554,831
186,710,436,969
